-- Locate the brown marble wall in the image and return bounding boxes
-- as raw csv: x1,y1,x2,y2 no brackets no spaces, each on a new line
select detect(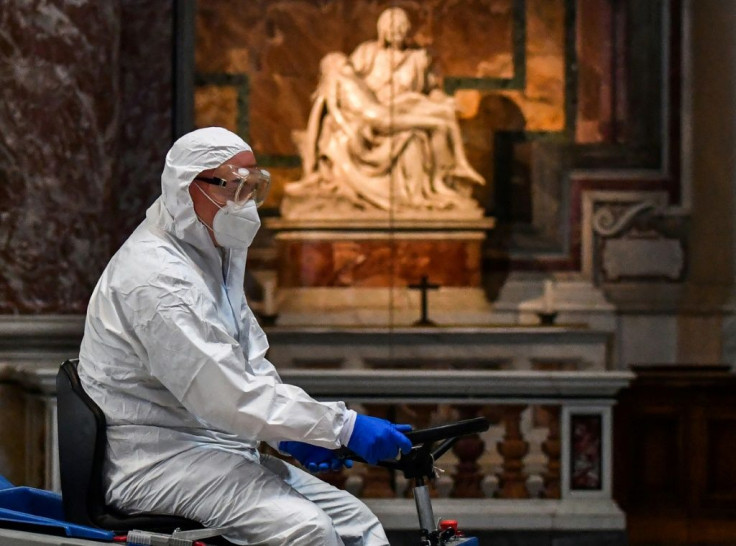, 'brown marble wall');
194,0,570,208
513,0,566,130
195,0,569,152
0,1,173,313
